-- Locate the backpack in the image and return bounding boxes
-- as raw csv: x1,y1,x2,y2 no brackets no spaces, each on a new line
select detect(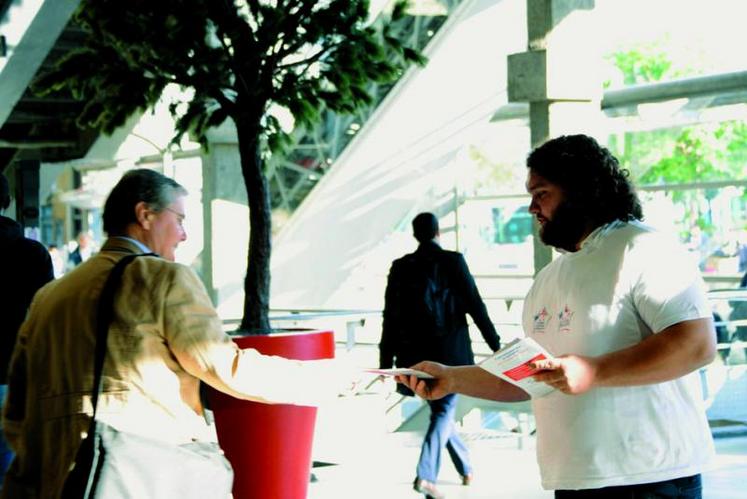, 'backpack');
400,254,457,337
